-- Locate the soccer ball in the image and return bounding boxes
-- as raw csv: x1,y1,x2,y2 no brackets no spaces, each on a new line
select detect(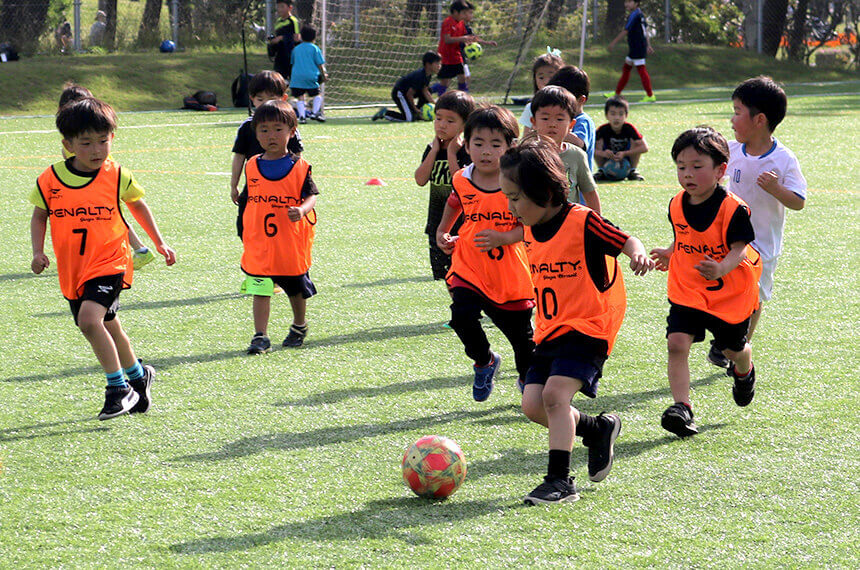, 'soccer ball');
420,103,435,121
402,435,467,499
463,42,483,61
159,39,176,53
